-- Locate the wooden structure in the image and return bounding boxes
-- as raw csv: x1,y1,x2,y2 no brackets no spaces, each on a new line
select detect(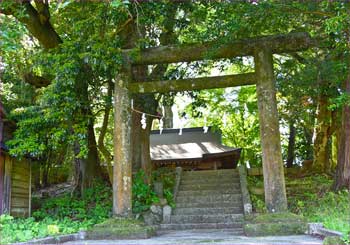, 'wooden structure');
150,127,241,170
113,32,317,215
0,103,32,217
